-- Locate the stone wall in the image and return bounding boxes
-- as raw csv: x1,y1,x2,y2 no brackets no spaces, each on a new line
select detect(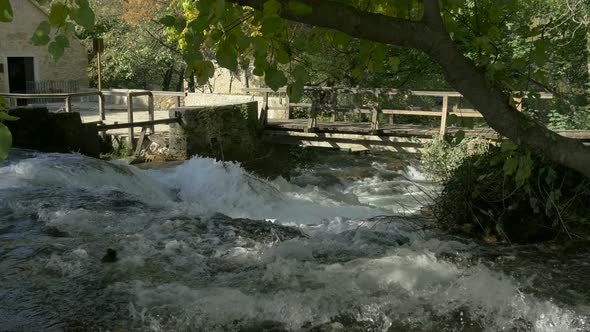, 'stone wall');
168,102,262,162
6,108,100,157
0,0,89,93
185,93,290,120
